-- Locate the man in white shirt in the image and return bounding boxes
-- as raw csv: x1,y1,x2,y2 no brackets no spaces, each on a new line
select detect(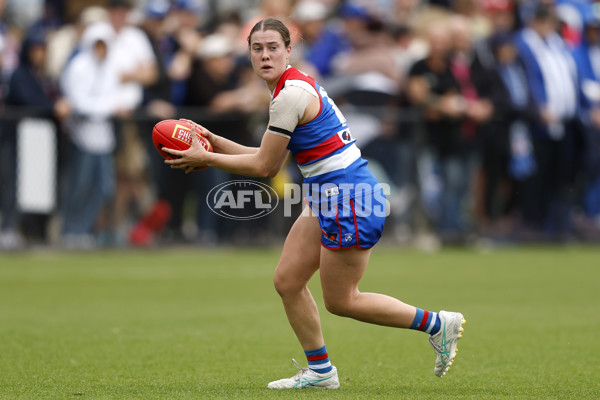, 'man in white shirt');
105,0,158,110
101,0,160,245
